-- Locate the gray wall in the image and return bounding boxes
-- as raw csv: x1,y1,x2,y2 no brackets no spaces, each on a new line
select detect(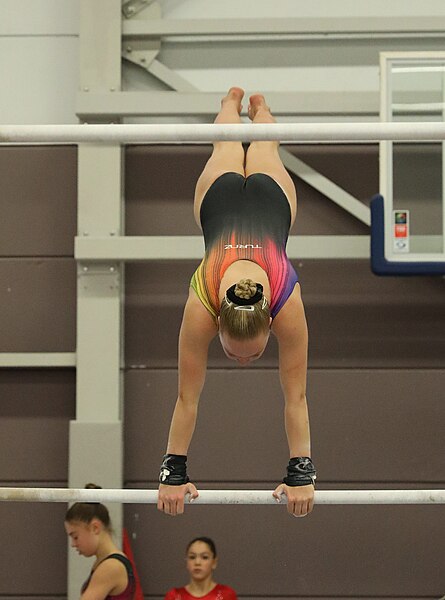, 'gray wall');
0,145,444,599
